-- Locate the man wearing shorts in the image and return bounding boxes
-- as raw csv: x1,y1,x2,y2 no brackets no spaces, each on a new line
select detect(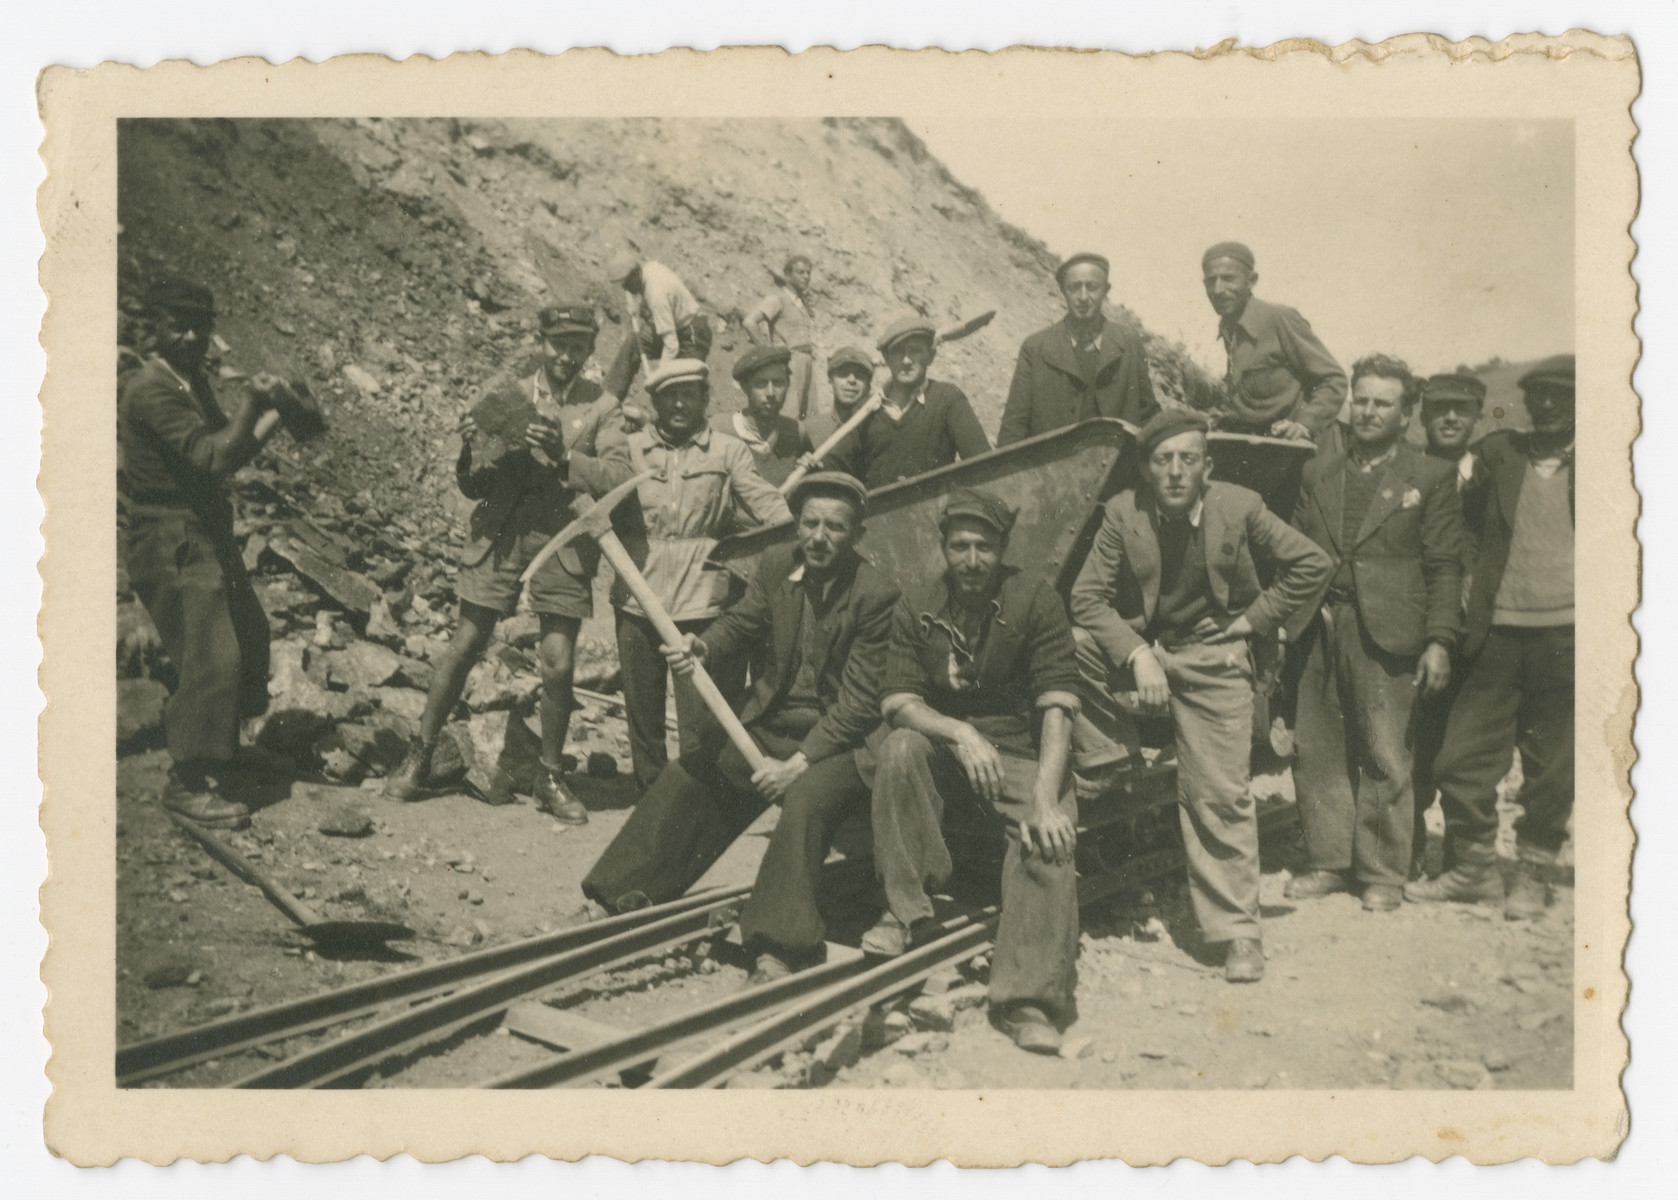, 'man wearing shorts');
384,302,633,822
